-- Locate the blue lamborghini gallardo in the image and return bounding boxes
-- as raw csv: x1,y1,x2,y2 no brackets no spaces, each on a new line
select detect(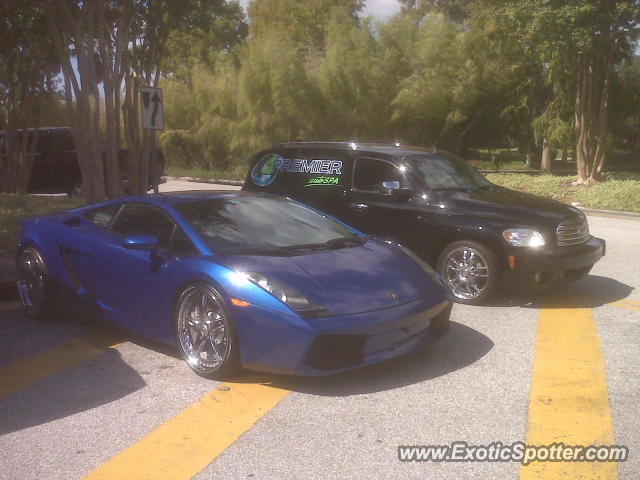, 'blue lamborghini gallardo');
17,191,452,378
